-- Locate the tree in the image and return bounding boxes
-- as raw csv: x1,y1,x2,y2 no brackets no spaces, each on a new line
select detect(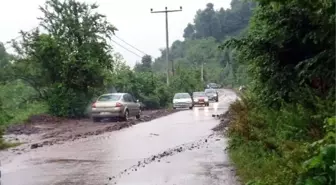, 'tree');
134,54,153,72
152,1,256,86
183,23,195,39
12,0,117,117
141,55,152,68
